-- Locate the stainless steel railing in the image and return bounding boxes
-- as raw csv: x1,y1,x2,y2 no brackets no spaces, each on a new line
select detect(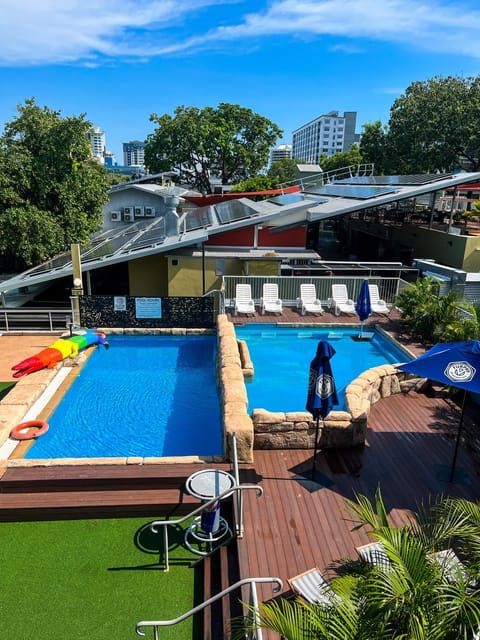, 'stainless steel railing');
136,576,283,640
149,482,263,572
